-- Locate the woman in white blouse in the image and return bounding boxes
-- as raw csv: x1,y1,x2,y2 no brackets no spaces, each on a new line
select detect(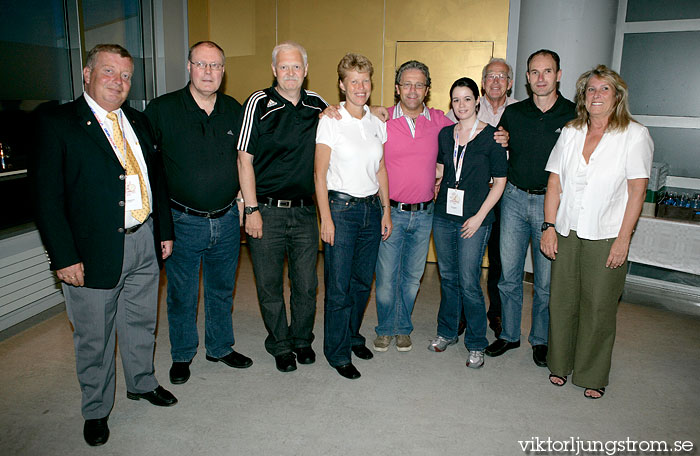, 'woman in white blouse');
314,53,392,380
541,65,653,399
